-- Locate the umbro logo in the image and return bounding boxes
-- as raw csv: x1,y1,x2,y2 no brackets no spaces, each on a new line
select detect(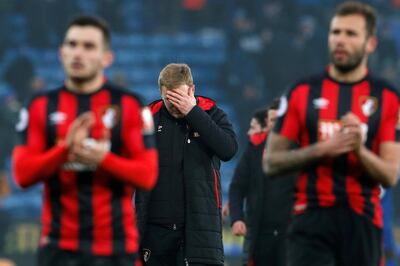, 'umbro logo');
49,111,67,125
313,98,329,109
